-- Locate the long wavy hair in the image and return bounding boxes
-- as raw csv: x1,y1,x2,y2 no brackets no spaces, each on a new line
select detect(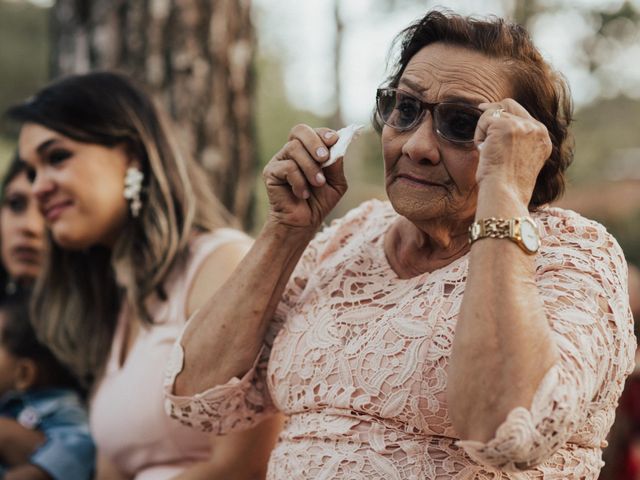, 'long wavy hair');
7,72,233,385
